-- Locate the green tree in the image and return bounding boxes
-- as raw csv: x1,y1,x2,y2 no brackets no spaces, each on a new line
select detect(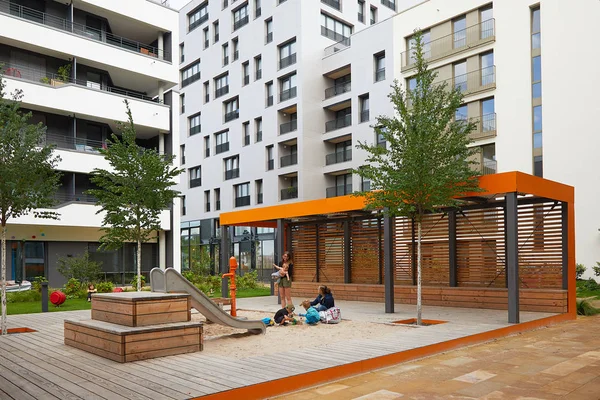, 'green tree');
190,245,212,277
87,100,183,292
0,74,61,335
354,31,482,325
57,250,103,284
